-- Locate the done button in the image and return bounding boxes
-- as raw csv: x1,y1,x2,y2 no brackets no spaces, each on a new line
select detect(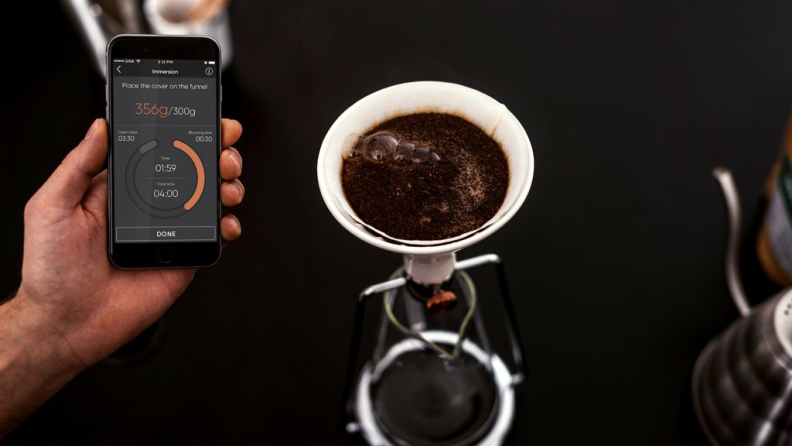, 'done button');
116,226,216,242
